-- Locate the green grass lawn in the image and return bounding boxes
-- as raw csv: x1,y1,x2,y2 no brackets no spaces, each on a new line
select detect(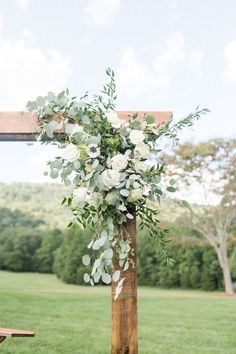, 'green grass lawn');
0,271,235,354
